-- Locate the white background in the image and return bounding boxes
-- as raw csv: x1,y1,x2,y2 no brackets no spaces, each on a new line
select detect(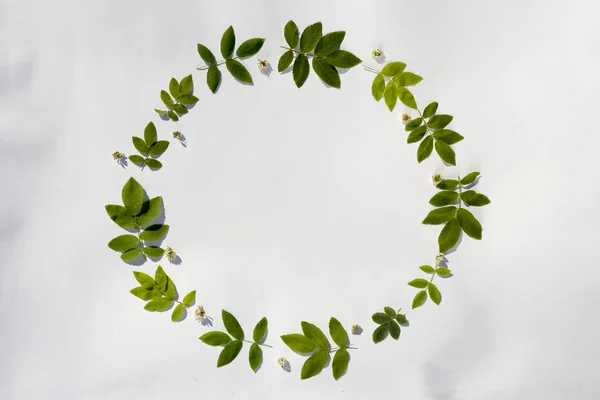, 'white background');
1,0,600,399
